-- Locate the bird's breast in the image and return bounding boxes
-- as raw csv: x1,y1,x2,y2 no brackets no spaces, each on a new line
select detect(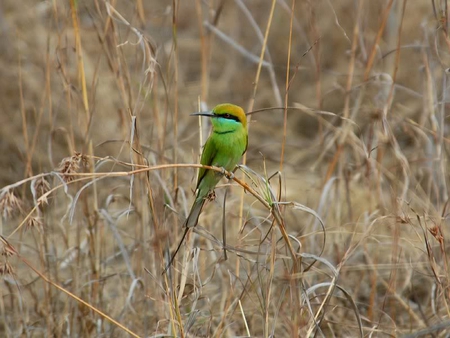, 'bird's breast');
211,131,247,170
